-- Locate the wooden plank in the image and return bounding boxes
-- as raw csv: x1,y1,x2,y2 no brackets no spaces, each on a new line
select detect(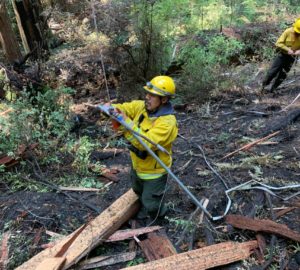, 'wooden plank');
121,240,258,270
226,214,300,242
16,189,140,270
138,231,177,261
0,232,10,270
